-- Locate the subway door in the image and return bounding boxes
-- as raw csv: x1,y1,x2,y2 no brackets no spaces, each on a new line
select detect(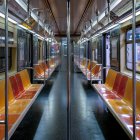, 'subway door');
97,36,103,64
